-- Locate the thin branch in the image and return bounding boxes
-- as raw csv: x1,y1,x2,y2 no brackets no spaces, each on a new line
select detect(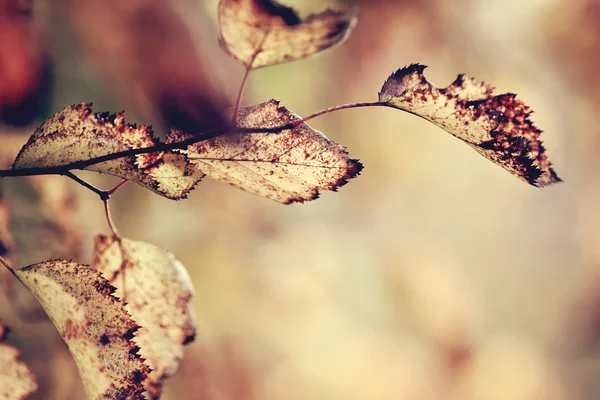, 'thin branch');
64,172,109,200
0,102,390,180
0,124,294,179
292,101,389,128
